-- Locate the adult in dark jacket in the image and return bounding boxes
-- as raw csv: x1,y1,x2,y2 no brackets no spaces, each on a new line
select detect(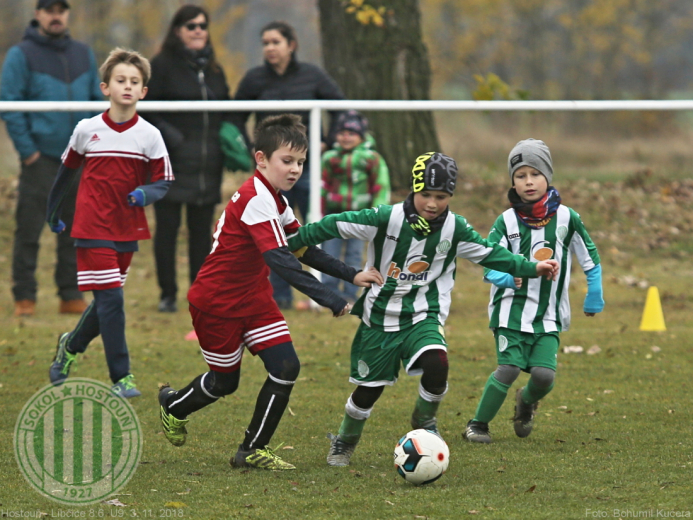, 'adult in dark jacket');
234,21,345,309
145,4,232,313
0,0,101,317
